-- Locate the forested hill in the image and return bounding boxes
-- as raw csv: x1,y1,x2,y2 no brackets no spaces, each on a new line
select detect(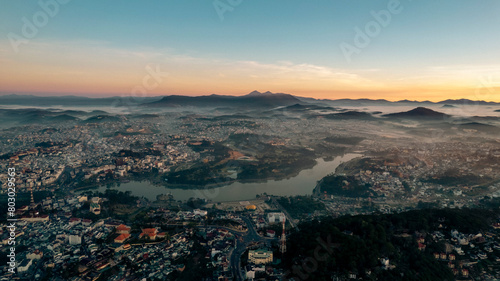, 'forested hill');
283,208,500,281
